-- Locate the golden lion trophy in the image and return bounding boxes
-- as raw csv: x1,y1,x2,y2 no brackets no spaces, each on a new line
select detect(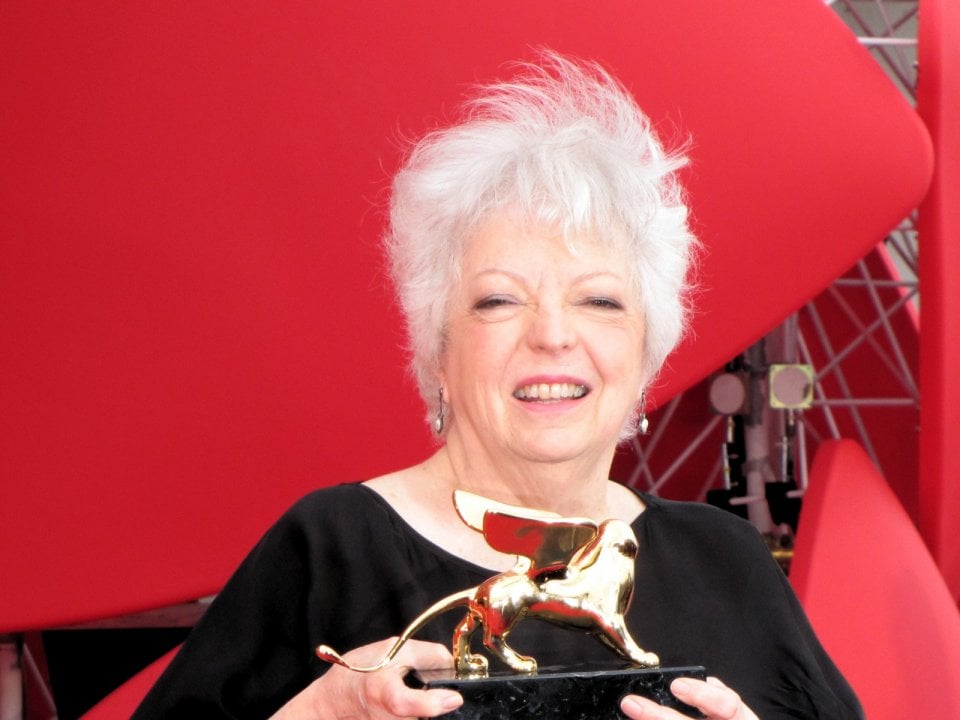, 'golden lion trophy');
317,490,705,719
